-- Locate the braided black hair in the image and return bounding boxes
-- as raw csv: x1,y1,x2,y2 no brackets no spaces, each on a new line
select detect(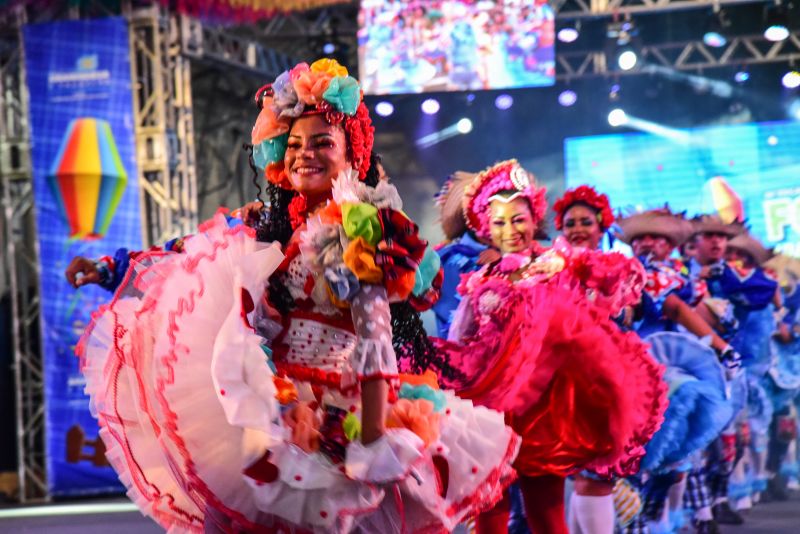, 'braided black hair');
247,147,462,381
